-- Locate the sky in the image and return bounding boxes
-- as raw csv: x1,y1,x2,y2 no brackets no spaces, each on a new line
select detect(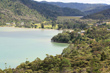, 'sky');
34,0,110,4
